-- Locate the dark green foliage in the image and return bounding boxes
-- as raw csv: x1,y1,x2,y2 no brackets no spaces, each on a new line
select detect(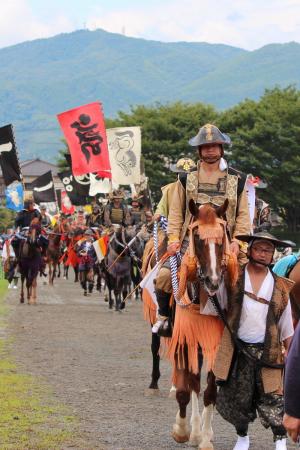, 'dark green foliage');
219,86,300,231
0,203,15,232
